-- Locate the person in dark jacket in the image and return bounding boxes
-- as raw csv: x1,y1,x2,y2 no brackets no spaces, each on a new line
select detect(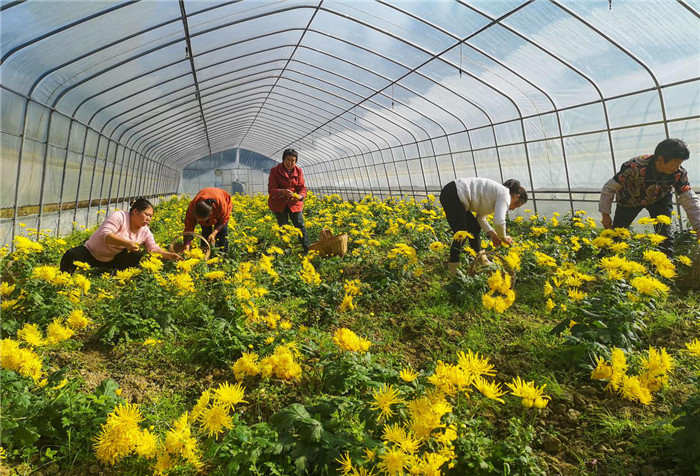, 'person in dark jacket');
268,148,309,252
